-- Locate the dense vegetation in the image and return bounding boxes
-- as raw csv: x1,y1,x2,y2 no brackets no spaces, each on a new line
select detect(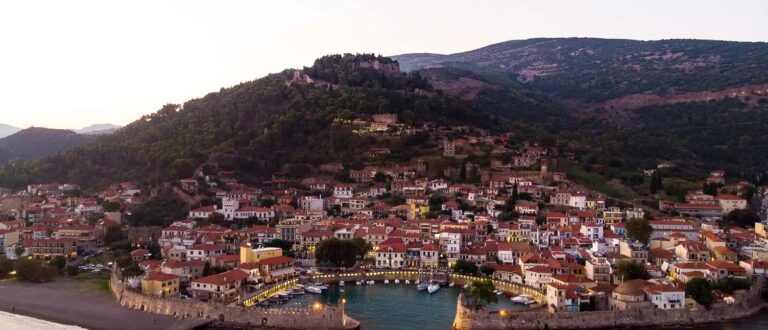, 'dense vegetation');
0,127,95,164
396,38,768,102
0,54,517,190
